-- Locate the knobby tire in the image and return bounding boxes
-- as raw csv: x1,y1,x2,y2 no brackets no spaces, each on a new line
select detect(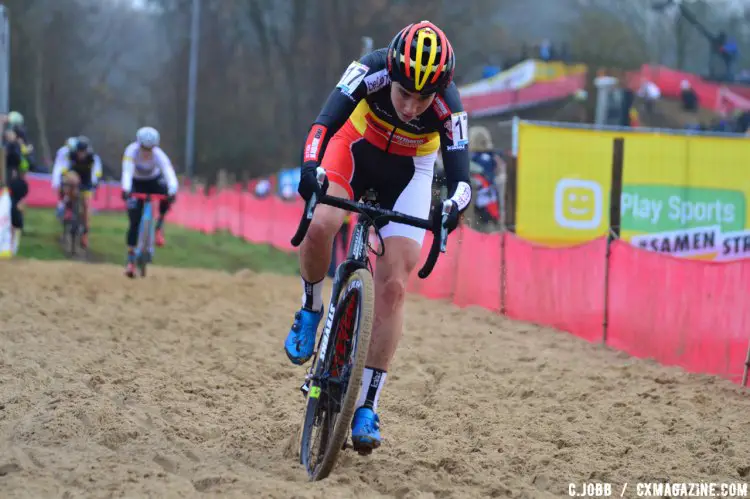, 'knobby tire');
300,268,374,481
